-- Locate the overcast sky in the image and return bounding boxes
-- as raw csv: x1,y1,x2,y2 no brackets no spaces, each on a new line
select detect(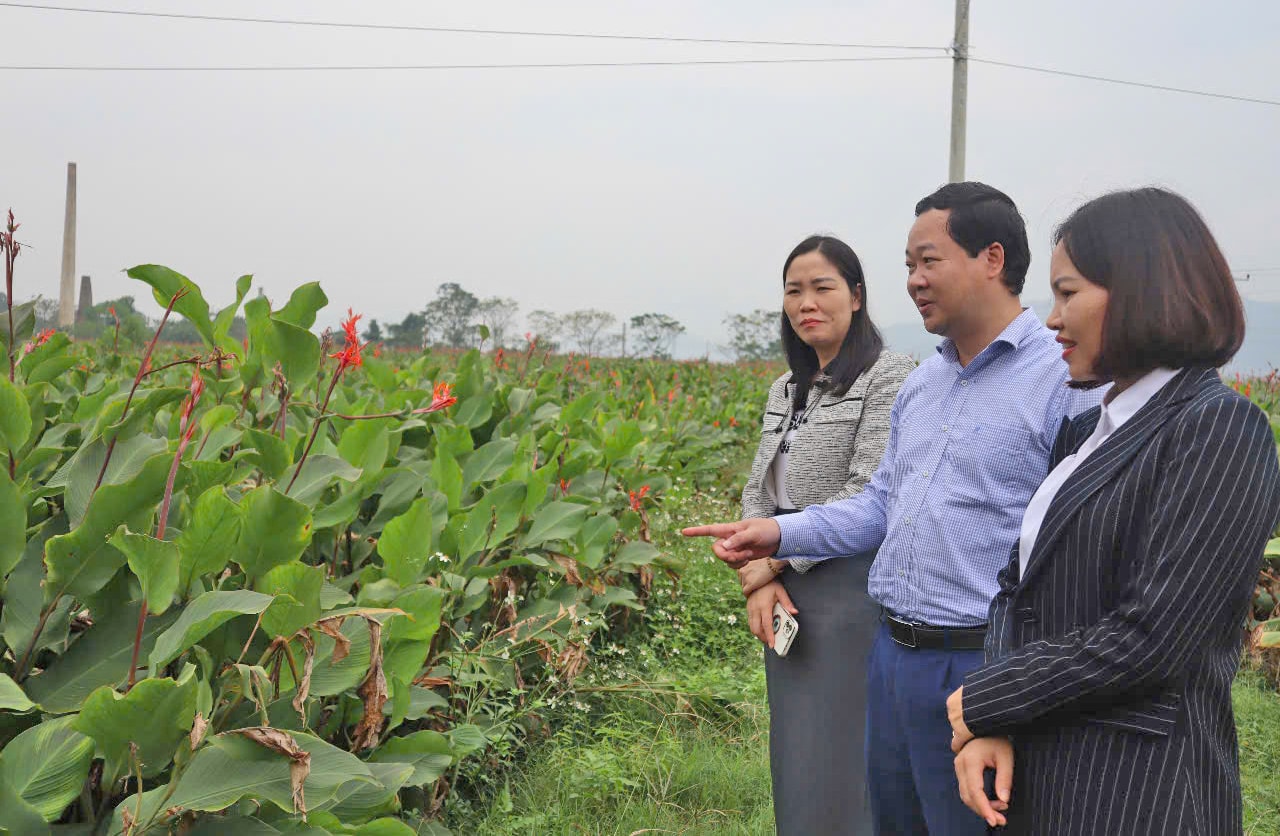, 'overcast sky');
3,0,1278,355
